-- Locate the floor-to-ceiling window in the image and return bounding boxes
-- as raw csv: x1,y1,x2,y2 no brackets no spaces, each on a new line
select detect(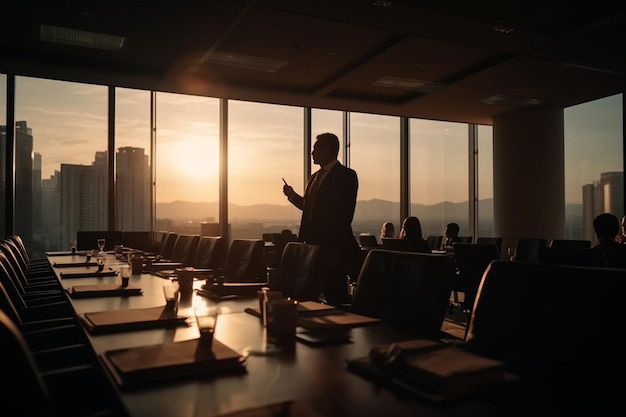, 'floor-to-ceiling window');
115,88,151,231
228,101,303,239
477,125,494,237
410,119,469,240
0,74,6,239
311,109,344,165
350,112,400,238
154,93,220,236
15,76,108,256
564,93,623,241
